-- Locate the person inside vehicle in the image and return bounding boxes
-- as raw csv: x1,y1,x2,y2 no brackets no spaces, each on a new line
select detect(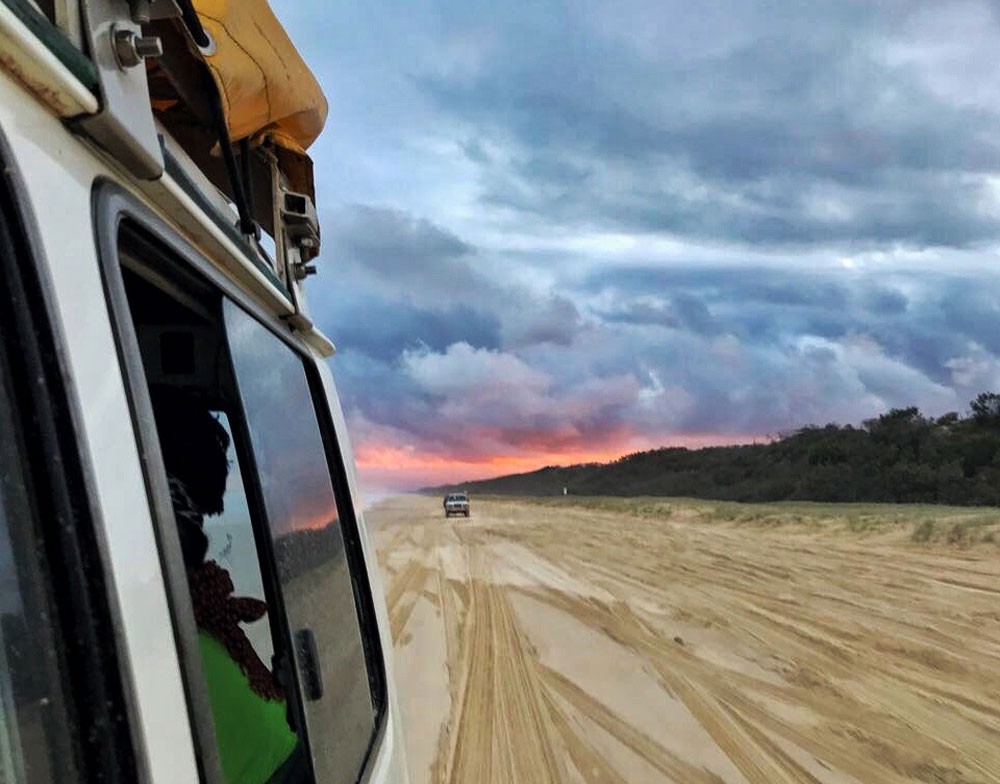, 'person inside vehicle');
152,393,306,784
